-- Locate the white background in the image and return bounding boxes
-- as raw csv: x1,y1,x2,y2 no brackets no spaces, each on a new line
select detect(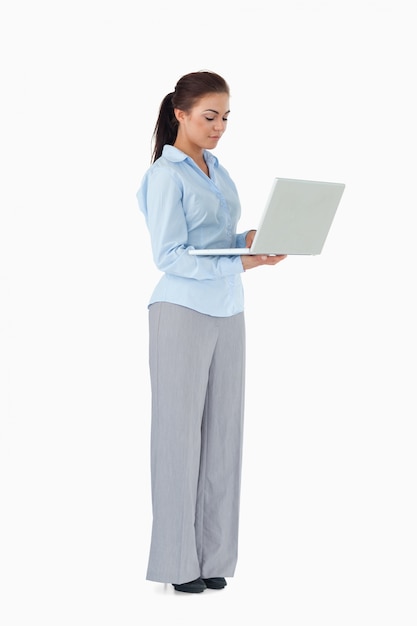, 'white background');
1,1,416,624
